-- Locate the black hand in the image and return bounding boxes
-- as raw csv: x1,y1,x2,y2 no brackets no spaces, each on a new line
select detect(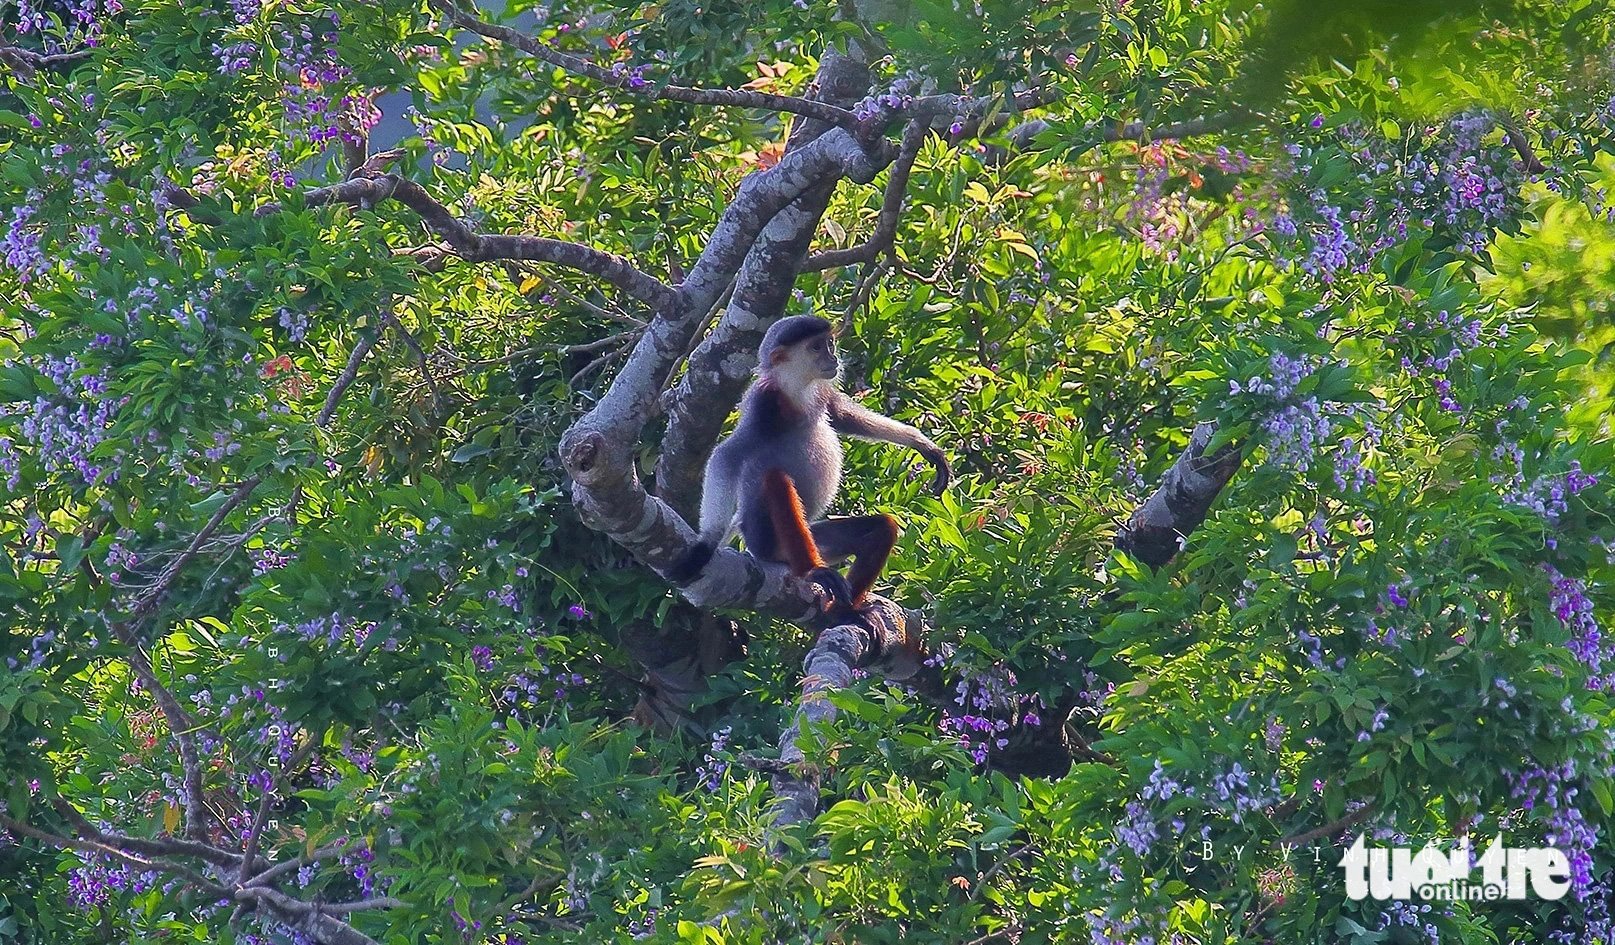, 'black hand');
806,566,856,615
925,448,951,495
